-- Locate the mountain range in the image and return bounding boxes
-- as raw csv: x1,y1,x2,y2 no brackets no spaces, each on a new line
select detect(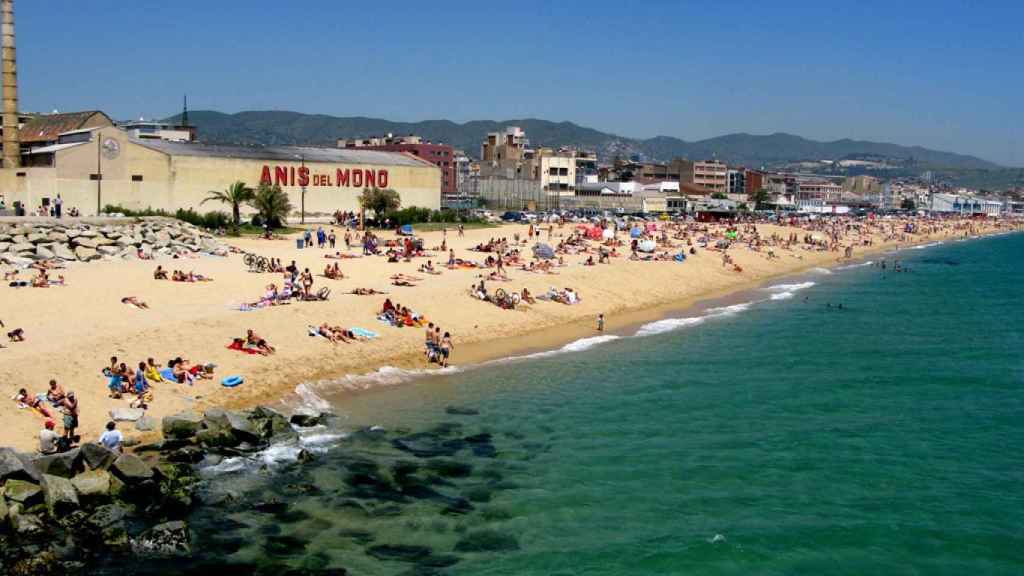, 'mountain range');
164,110,1001,171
